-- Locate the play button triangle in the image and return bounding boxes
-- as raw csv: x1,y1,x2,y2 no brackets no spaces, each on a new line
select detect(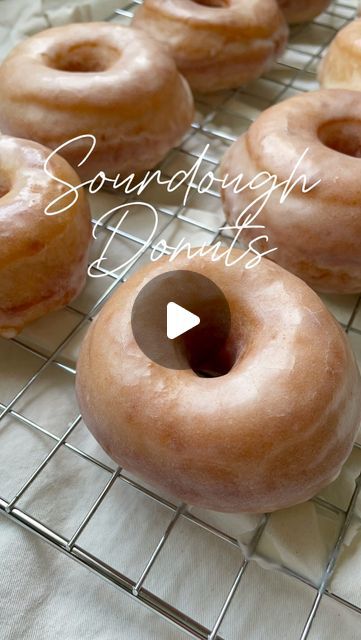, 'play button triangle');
166,302,200,340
